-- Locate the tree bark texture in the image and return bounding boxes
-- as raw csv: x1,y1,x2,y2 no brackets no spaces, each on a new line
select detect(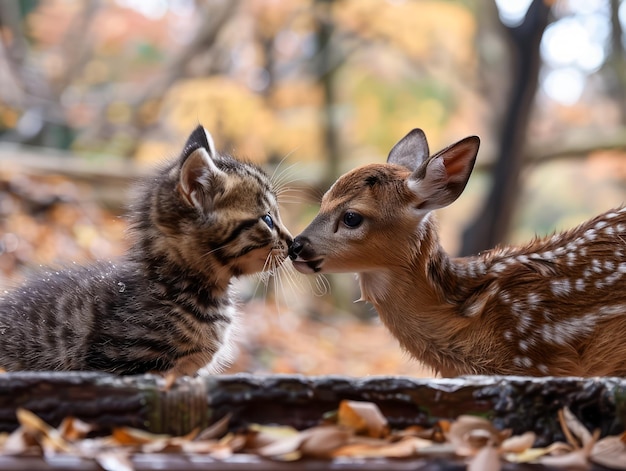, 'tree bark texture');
0,373,624,447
